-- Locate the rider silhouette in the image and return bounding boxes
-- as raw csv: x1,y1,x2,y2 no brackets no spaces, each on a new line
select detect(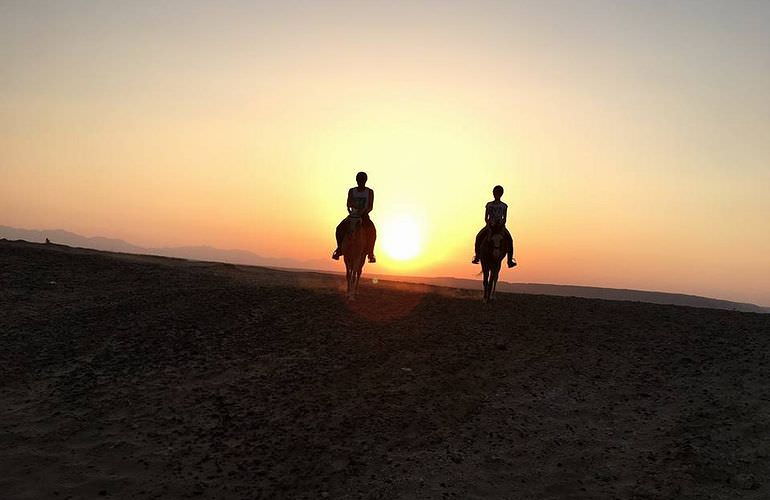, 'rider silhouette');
472,185,515,268
332,172,377,263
